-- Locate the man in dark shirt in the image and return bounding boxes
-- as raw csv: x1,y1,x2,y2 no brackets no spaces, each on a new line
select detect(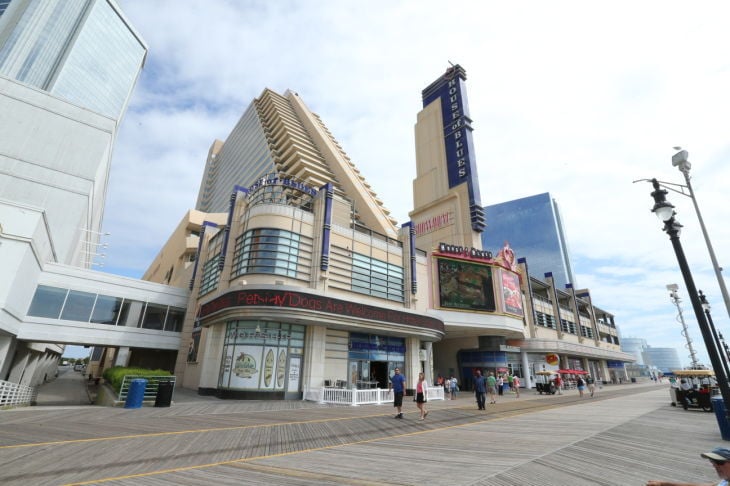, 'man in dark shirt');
474,370,487,410
390,368,406,419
